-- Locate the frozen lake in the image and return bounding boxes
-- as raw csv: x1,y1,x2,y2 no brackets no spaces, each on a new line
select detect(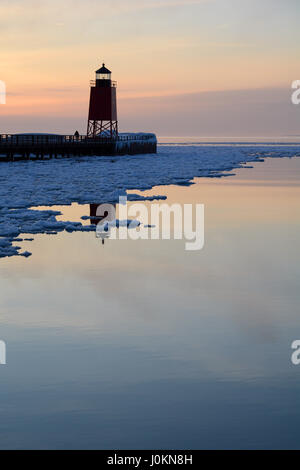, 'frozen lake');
0,149,299,449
